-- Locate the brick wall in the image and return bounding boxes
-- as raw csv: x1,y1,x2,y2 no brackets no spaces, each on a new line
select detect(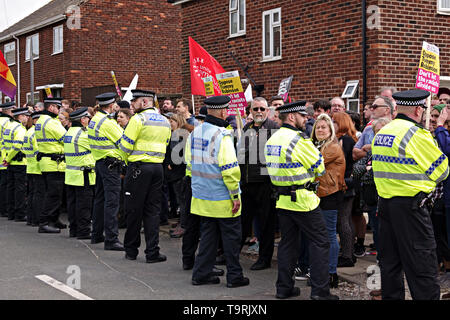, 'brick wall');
177,0,450,110
65,0,182,103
